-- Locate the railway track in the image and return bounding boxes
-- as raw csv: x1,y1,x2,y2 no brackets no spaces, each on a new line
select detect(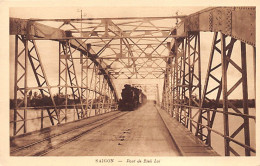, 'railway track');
10,111,129,156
